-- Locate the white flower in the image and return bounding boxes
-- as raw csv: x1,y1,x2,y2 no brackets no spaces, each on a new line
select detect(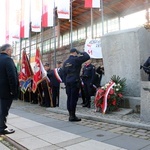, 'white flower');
116,88,119,91
117,83,120,86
